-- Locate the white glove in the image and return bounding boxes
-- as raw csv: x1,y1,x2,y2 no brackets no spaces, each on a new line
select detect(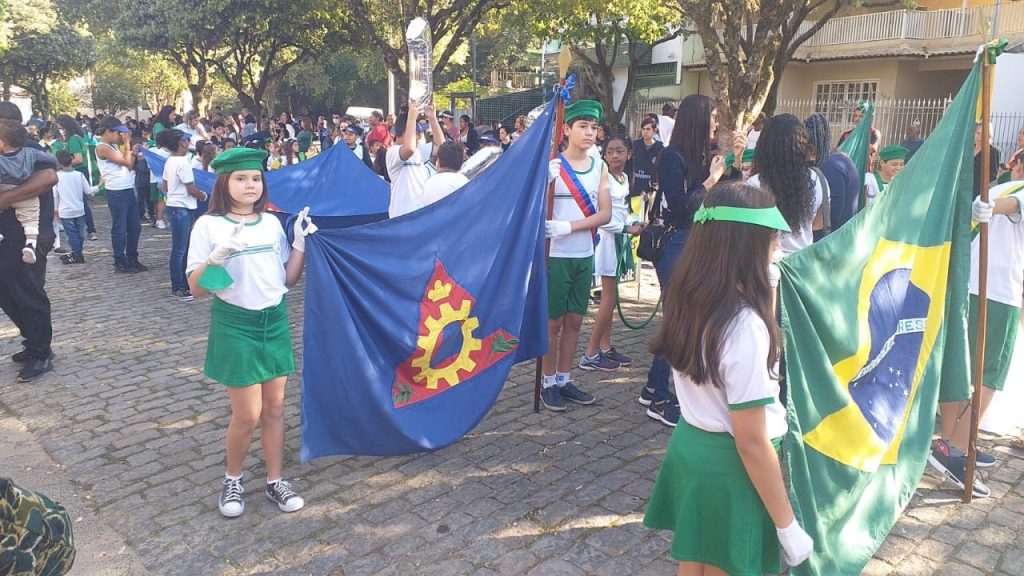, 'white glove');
972,197,994,223
548,159,561,183
291,206,318,252
208,223,247,266
545,220,572,239
777,519,814,568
